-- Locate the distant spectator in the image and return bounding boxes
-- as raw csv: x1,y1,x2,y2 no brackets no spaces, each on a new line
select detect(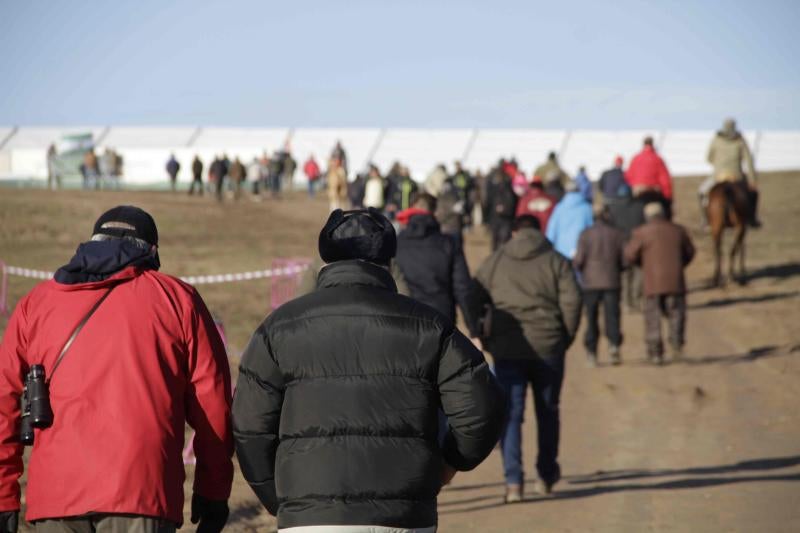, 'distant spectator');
574,166,593,203
515,176,556,233
46,143,61,190
486,161,518,251
624,202,695,365
268,150,285,198
331,140,348,175
166,153,180,192
209,155,226,202
451,161,475,228
190,155,204,196
574,207,627,366
363,165,385,209
282,146,297,190
101,148,116,190
326,157,348,211
348,170,367,209
425,164,448,197
598,156,628,201
83,149,100,190
607,184,646,310
303,155,321,198
533,151,568,202
626,136,672,217
385,166,418,218
435,178,466,248
546,181,593,259
229,157,246,200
